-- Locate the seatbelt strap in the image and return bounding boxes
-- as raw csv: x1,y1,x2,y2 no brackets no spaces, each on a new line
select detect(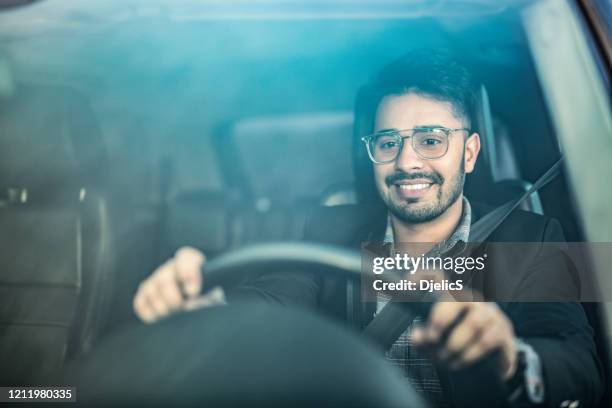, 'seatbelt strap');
363,300,434,350
363,156,564,349
468,156,564,242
